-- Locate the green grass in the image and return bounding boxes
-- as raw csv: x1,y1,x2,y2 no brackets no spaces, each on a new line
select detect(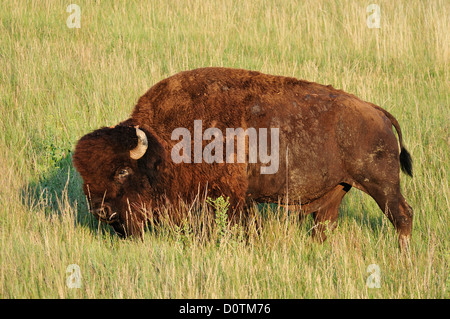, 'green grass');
0,0,448,298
